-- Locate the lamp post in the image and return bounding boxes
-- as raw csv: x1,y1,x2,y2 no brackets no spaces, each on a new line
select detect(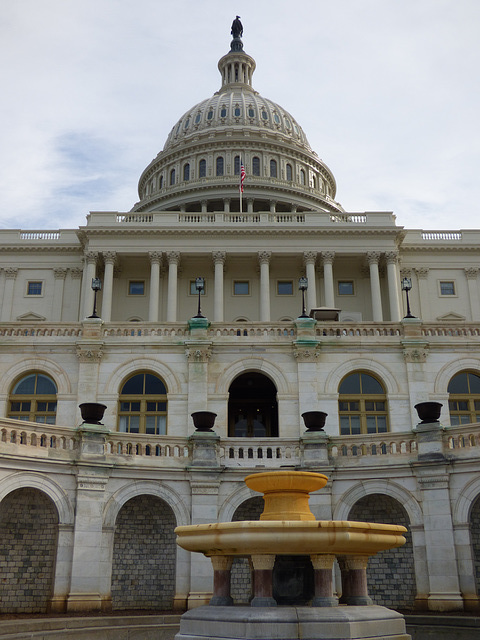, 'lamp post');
194,277,205,318
88,278,102,319
298,276,309,318
401,277,416,319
